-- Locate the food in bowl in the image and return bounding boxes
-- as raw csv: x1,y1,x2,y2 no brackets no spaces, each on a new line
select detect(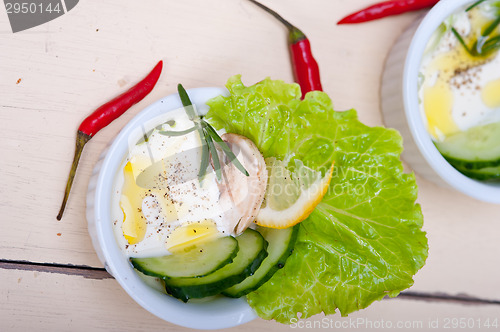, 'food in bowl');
111,75,428,324
112,107,268,258
418,0,500,181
